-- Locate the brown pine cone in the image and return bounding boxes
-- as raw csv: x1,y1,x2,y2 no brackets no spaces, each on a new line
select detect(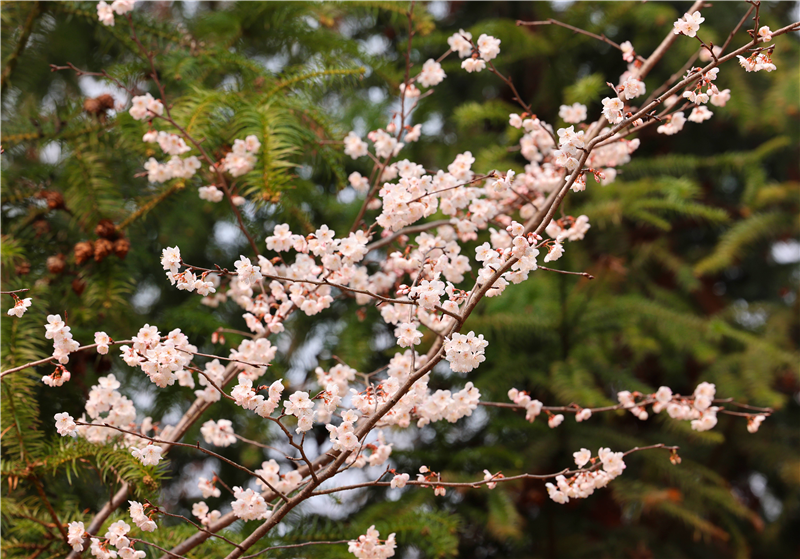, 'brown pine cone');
47,254,66,274
32,219,50,237
74,241,94,265
113,238,131,259
83,94,115,116
14,260,30,275
72,277,86,296
95,218,118,239
94,238,114,262
36,190,65,210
